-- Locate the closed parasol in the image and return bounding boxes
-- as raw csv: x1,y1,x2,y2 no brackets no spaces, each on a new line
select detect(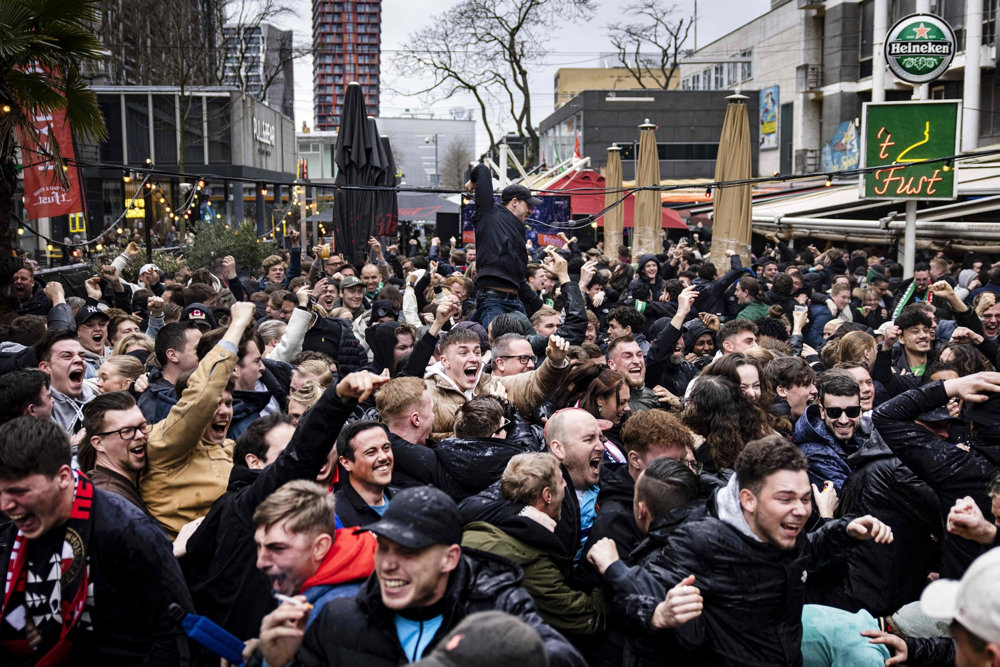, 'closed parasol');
633,120,661,256
603,146,624,252
710,94,753,263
